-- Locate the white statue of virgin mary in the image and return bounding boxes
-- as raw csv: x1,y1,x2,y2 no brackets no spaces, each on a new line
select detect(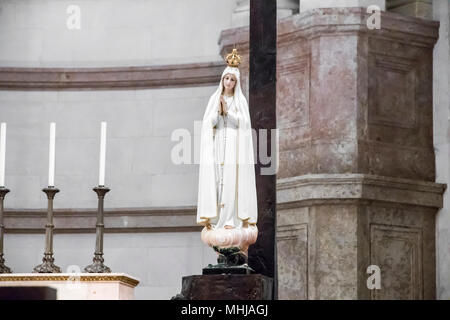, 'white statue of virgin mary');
197,49,258,263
